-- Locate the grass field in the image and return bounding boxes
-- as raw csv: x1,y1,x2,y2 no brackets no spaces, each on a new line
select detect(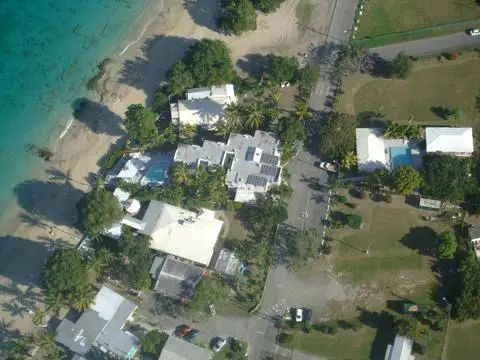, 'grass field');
286,327,377,360
339,57,480,126
356,0,480,39
447,320,480,359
